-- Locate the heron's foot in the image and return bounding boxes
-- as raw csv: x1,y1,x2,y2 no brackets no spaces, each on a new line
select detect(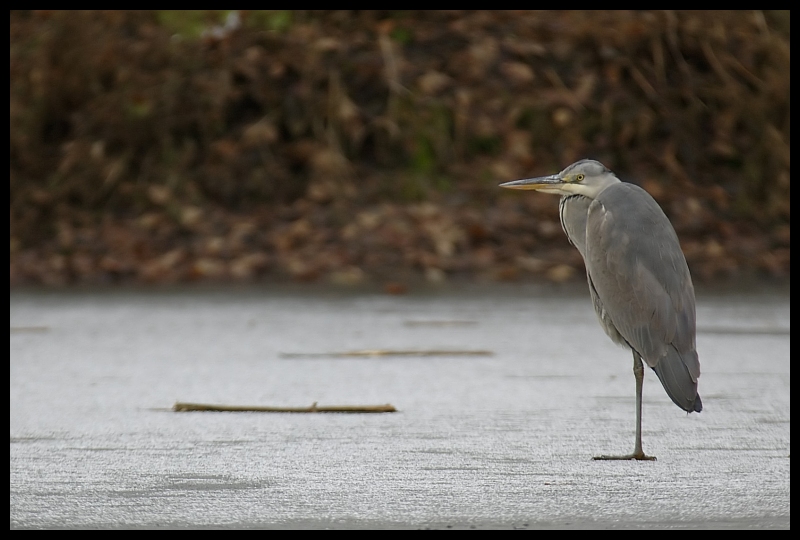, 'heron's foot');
592,452,656,461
